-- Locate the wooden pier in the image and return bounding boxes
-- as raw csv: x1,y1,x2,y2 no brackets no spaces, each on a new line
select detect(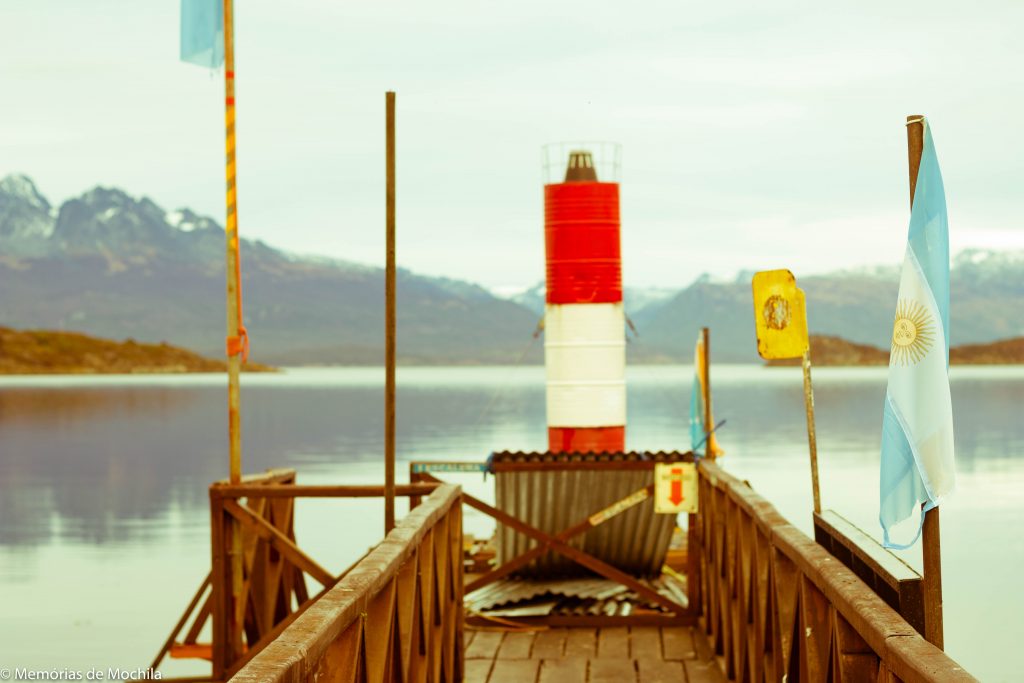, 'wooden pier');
154,455,977,682
165,19,974,674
